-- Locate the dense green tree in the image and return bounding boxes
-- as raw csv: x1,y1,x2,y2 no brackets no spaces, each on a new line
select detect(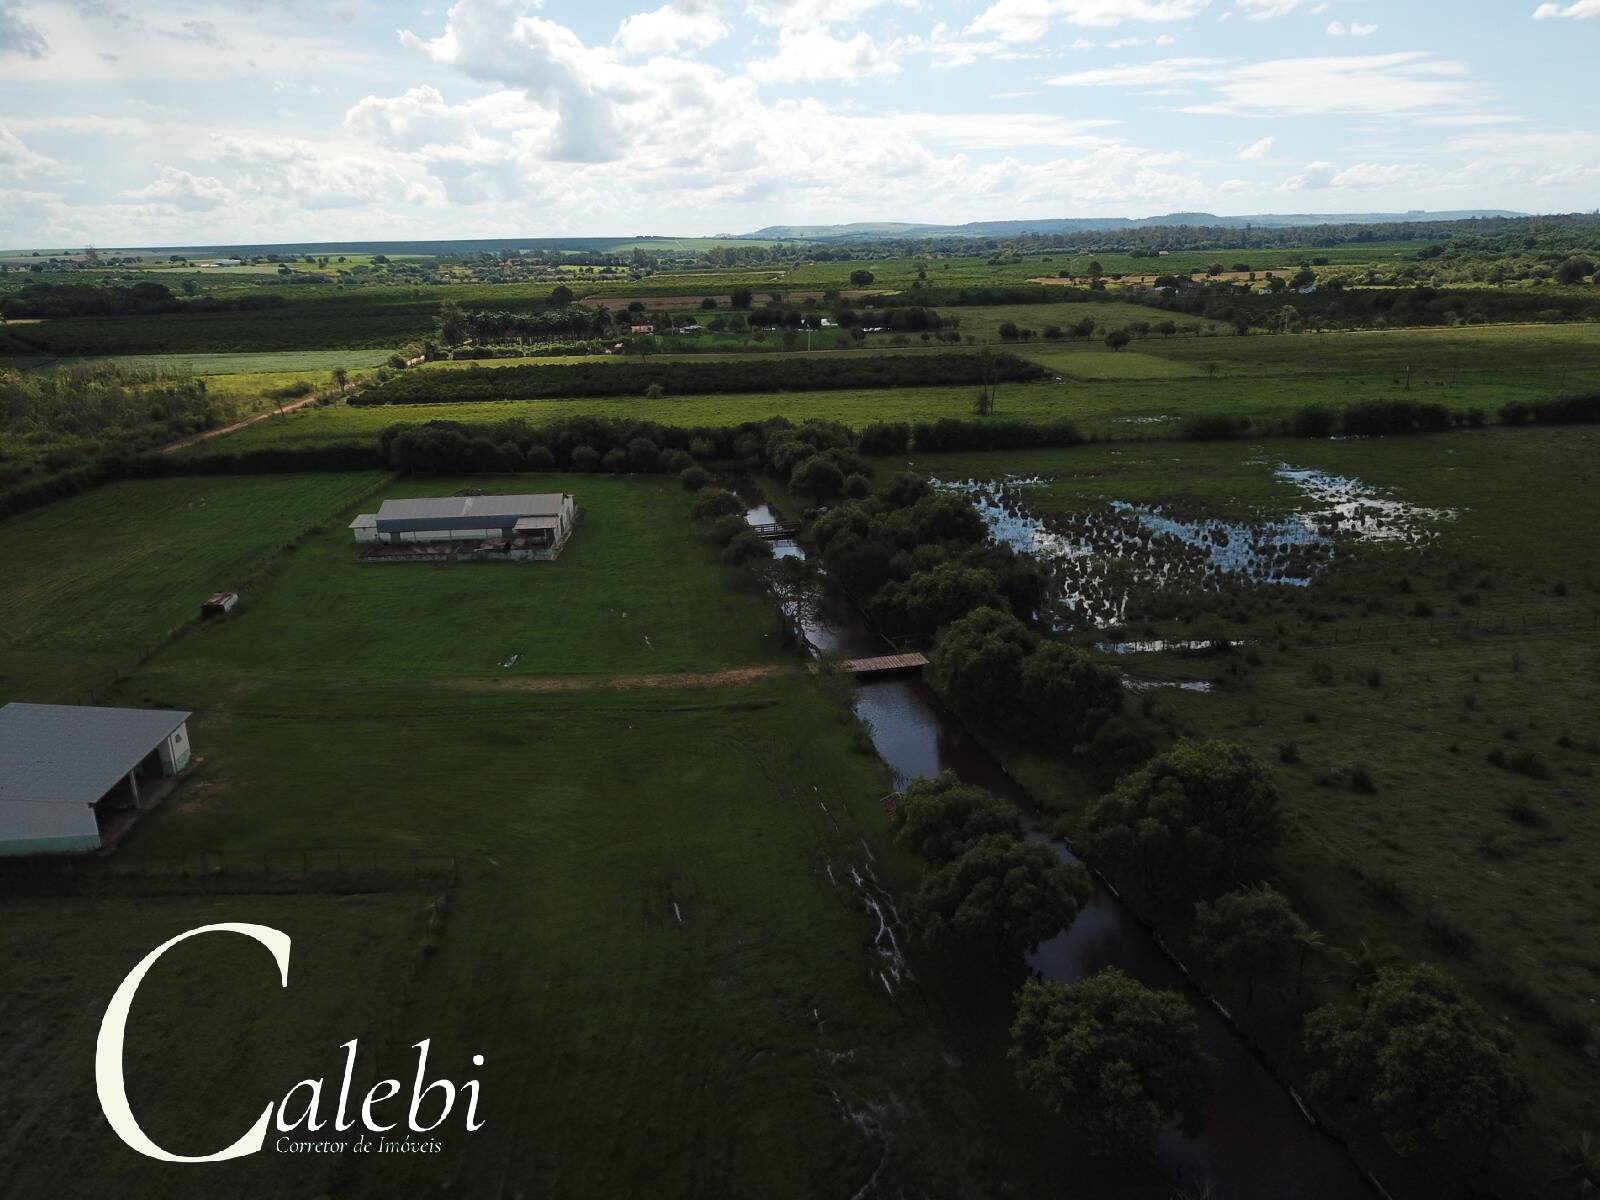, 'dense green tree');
849,269,876,286
689,487,745,521
1105,329,1131,351
910,834,1087,958
1080,740,1284,903
877,561,1004,638
1305,965,1530,1159
891,772,1024,864
1010,971,1213,1156
1554,256,1594,285
1018,640,1123,748
789,454,847,503
720,529,773,567
729,286,753,308
438,300,466,346
1192,884,1306,1005
927,606,1035,729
